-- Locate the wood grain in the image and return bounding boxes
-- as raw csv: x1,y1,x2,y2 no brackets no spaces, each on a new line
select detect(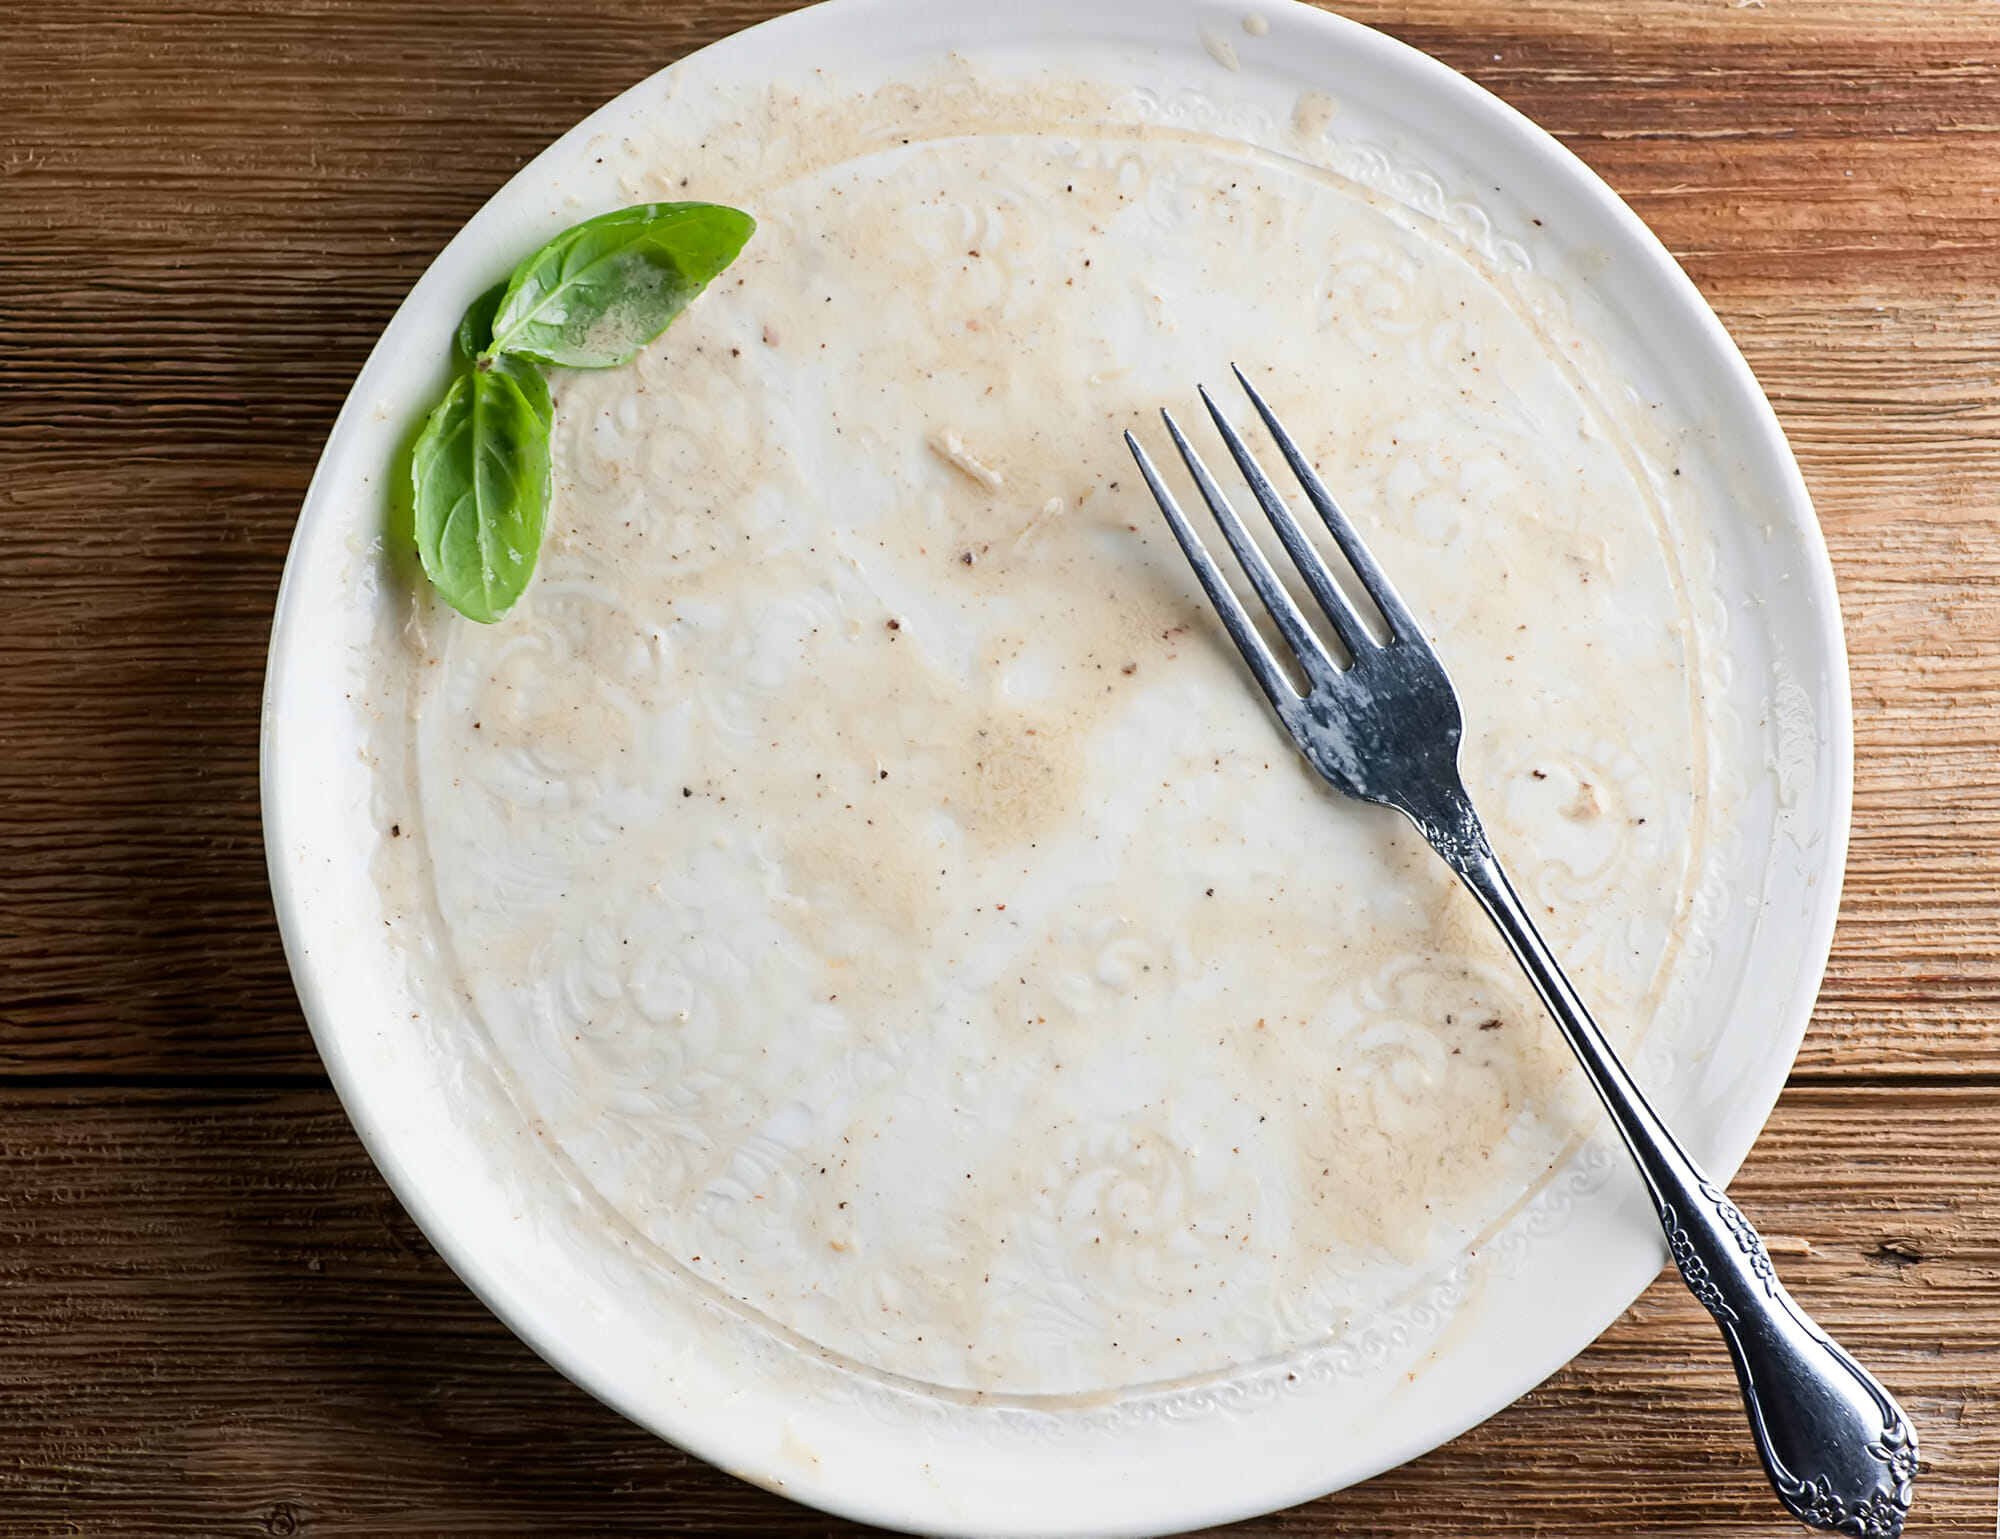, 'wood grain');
3,1,1997,1533
0,1086,1991,1536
